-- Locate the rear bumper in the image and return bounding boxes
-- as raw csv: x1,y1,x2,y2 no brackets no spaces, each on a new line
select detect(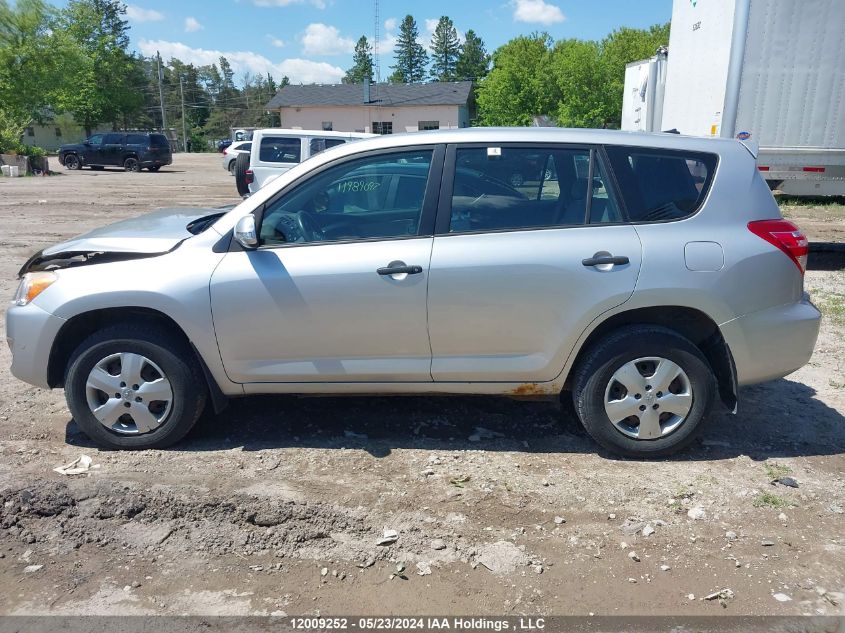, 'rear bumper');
720,295,821,386
139,157,172,167
6,302,65,390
